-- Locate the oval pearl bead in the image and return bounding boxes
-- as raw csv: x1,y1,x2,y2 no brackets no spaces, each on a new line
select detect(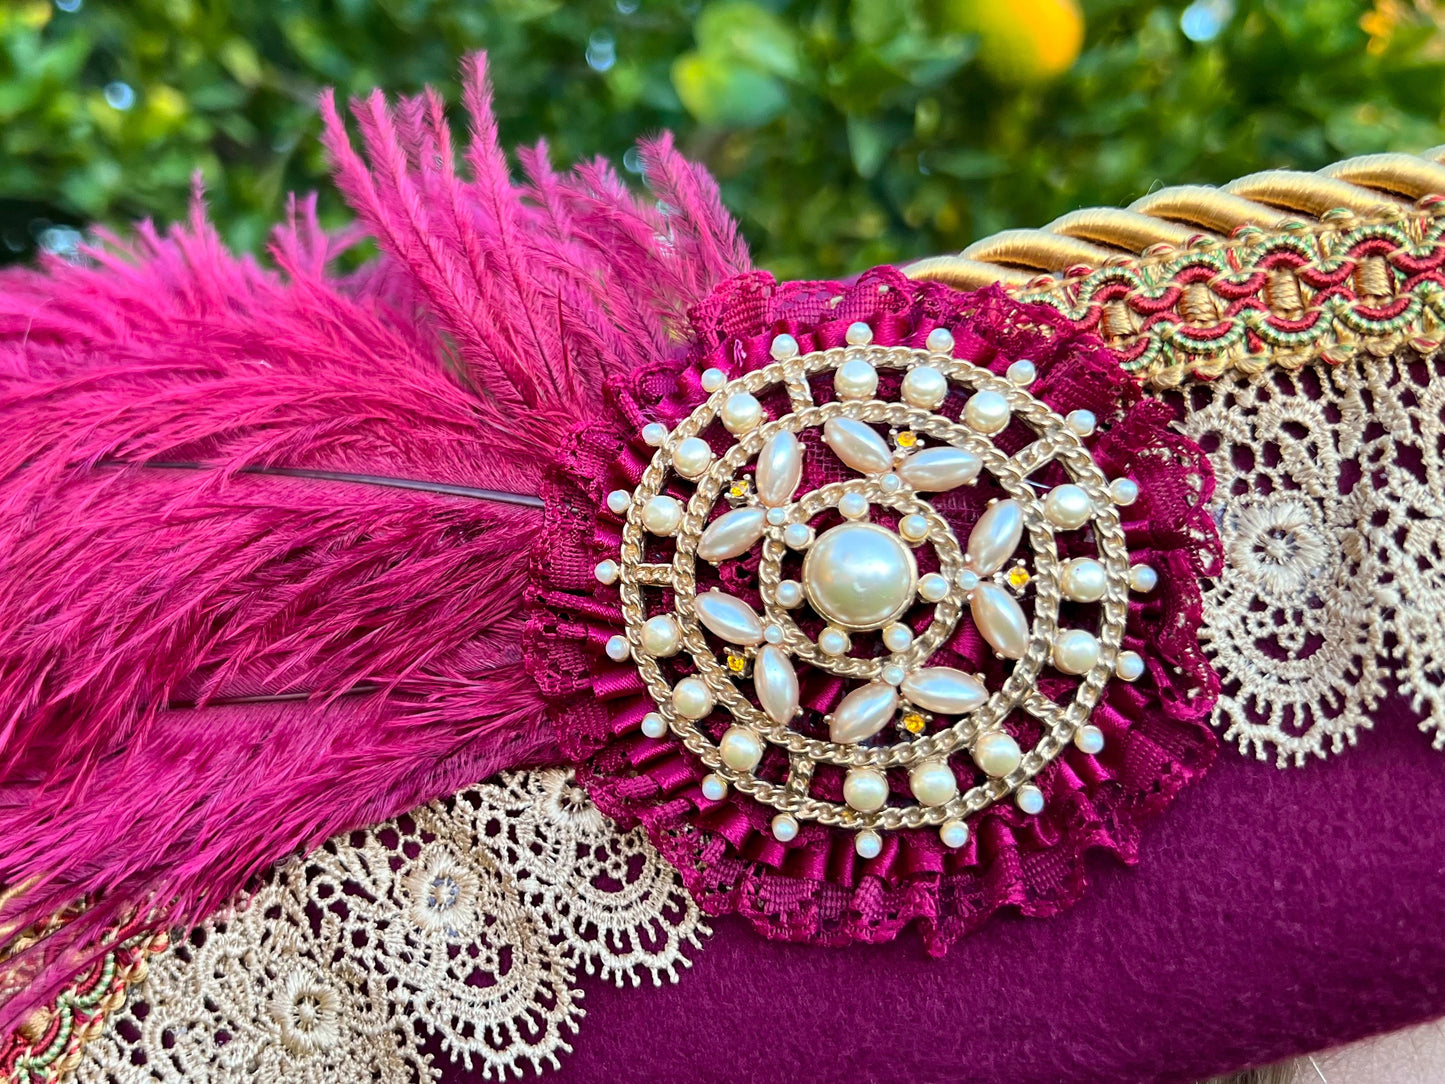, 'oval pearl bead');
823,417,893,474
834,359,879,400
642,495,683,536
755,430,803,507
965,499,1023,575
843,767,889,812
719,725,764,771
973,730,1022,777
671,437,713,478
829,682,899,744
1060,557,1107,603
754,645,800,724
901,366,948,409
897,446,981,492
1044,484,1094,530
971,583,1030,660
697,507,766,563
900,667,988,715
672,677,714,720
964,390,1011,434
694,590,764,646
1052,629,1100,675
803,522,918,630
641,615,682,657
909,760,958,807
721,392,763,434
